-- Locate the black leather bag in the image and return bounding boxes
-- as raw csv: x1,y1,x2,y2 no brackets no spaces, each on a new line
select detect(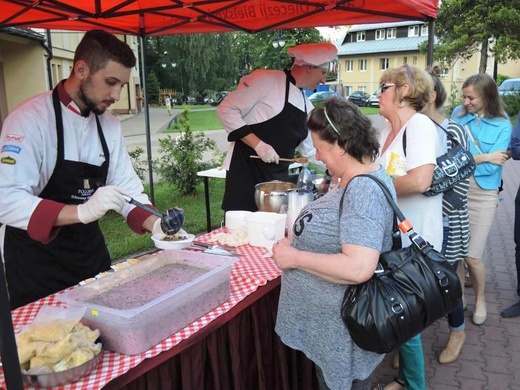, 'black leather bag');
403,121,476,197
340,175,462,354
